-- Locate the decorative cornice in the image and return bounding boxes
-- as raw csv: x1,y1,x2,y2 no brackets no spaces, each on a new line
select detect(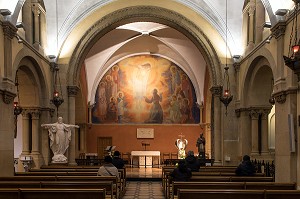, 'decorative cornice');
40,107,55,118
272,87,297,104
67,86,80,96
0,90,16,104
235,108,249,117
235,106,272,118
